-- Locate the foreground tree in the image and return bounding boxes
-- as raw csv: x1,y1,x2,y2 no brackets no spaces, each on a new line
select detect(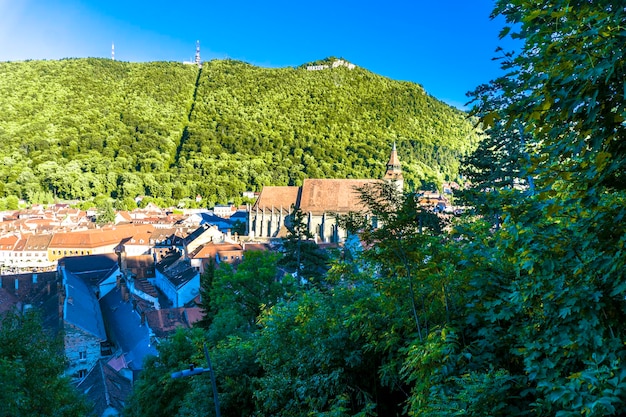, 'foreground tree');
279,206,330,287
0,311,90,417
208,250,291,342
402,2,626,415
